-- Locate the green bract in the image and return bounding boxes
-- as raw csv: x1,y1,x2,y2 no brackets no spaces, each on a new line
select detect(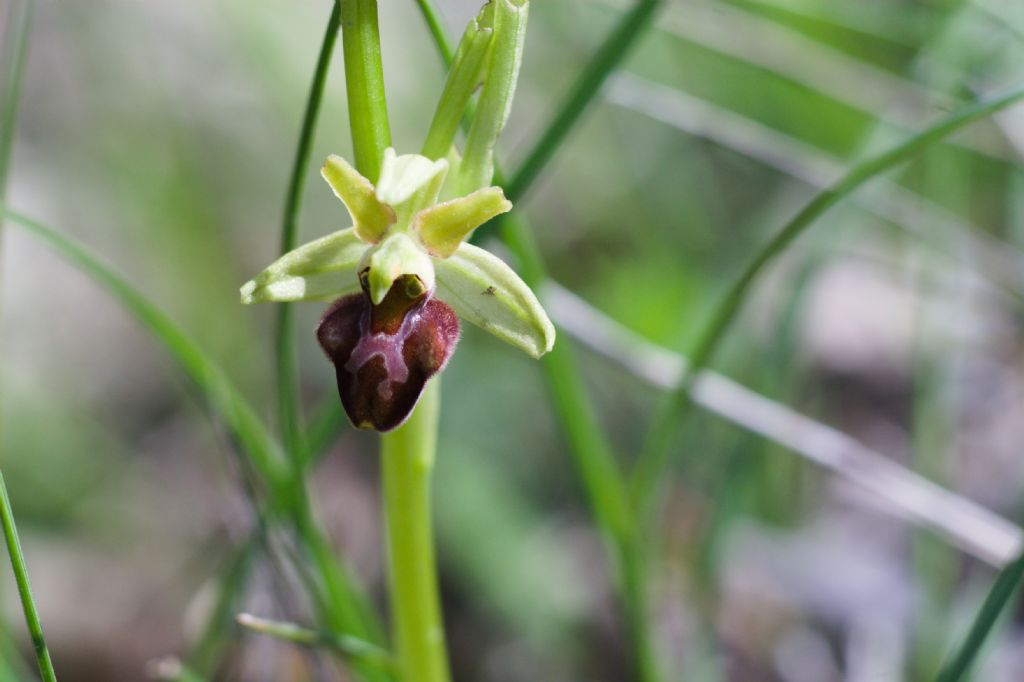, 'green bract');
241,148,555,359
